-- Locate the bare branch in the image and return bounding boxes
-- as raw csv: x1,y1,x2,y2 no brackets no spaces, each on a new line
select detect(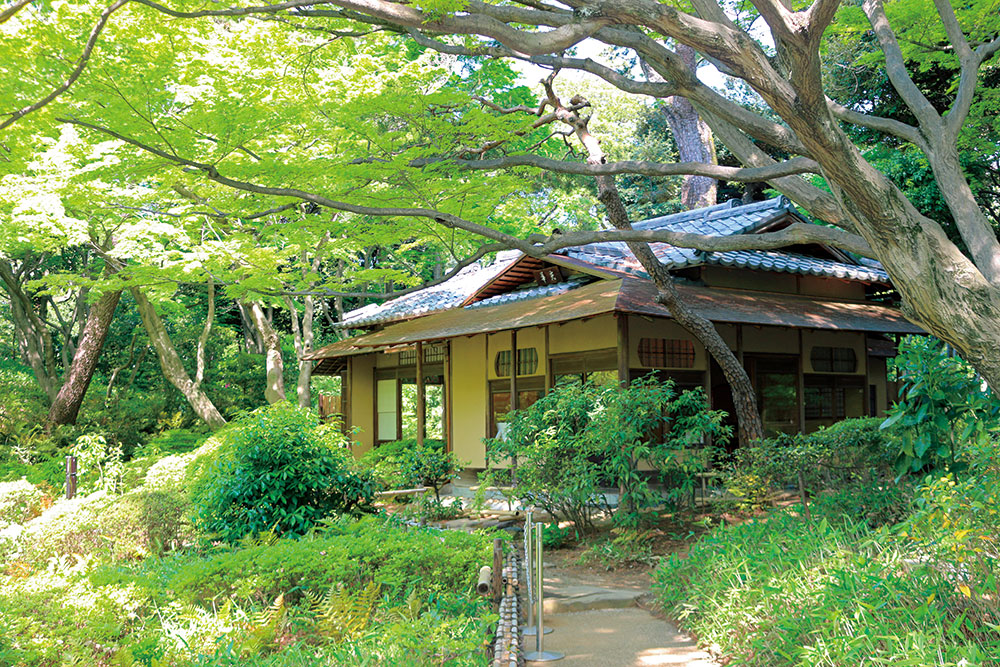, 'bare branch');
827,99,926,149
860,0,942,131
446,154,820,181
1,0,128,132
535,221,874,257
